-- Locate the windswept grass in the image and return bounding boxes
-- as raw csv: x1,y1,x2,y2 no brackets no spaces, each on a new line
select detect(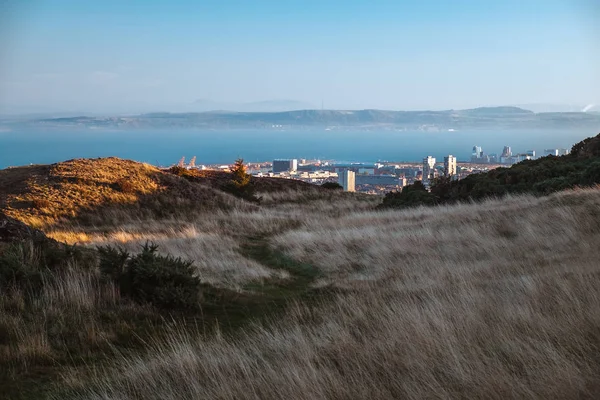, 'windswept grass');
3,157,600,399
70,187,600,399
